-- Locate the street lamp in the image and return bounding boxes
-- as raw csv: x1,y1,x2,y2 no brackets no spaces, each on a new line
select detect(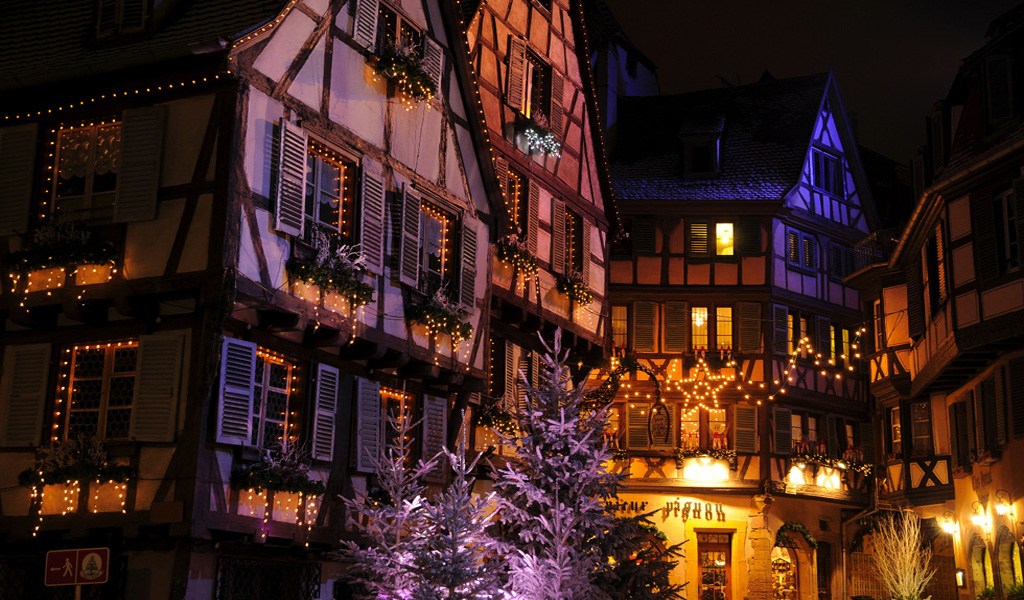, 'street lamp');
940,511,957,534
996,490,1012,517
